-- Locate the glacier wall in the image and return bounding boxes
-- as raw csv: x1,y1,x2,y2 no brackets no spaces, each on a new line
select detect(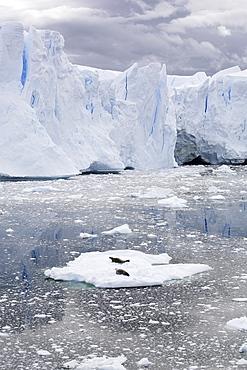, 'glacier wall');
2,21,247,177
0,21,177,177
169,67,247,165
